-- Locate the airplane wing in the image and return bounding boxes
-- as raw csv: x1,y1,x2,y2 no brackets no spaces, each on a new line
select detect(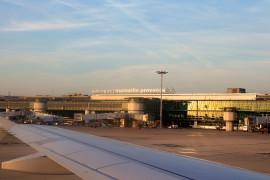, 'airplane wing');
0,115,269,180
